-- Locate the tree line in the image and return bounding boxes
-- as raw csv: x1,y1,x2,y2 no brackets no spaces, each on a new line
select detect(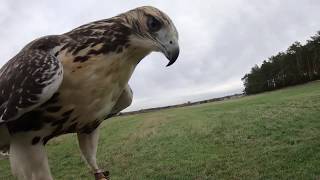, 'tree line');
242,31,320,94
